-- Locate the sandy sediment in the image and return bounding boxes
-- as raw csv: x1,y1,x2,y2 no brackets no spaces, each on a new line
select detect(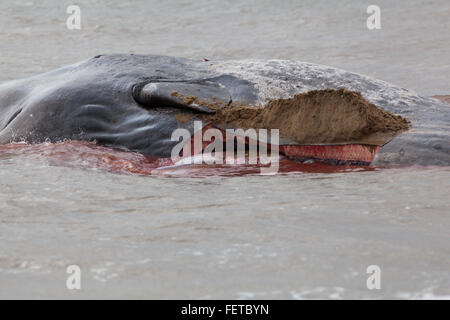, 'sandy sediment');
173,88,410,146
